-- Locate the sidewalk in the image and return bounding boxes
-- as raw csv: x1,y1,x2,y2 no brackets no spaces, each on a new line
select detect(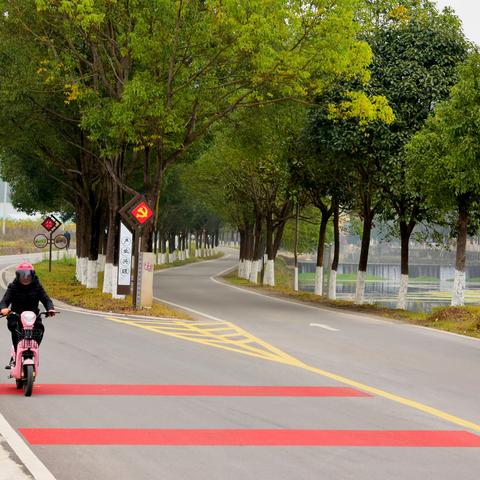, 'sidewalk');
0,434,33,479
